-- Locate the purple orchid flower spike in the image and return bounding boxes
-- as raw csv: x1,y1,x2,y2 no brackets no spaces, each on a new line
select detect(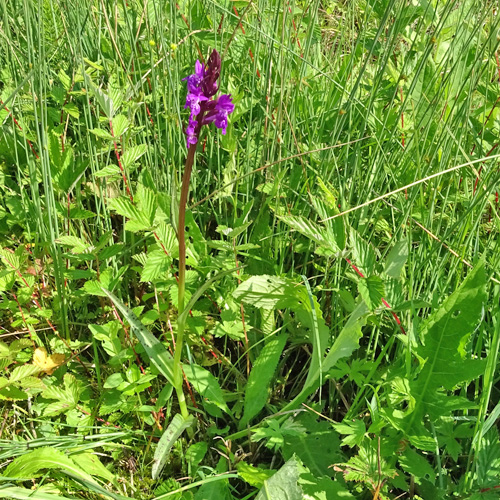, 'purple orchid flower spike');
183,49,234,148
